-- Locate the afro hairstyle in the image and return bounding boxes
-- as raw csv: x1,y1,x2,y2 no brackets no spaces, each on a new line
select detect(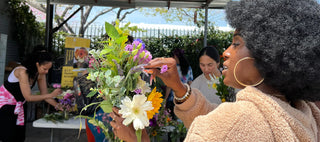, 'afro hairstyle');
225,0,320,102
